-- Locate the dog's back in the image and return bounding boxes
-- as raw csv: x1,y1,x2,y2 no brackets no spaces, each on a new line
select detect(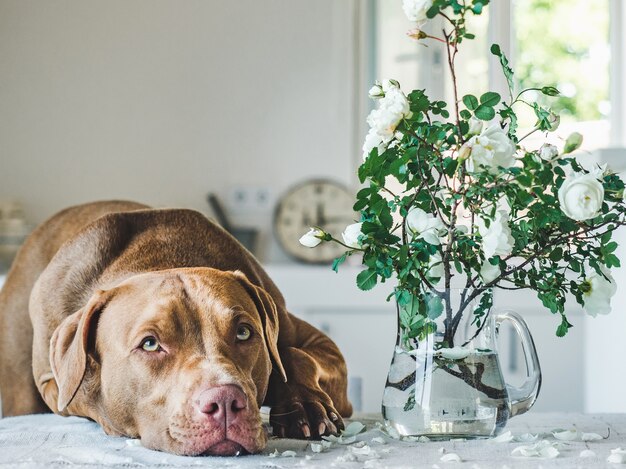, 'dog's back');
0,201,149,416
